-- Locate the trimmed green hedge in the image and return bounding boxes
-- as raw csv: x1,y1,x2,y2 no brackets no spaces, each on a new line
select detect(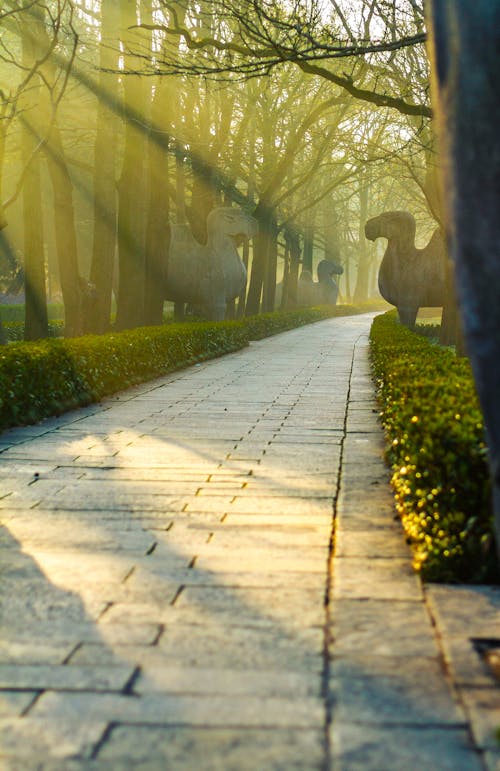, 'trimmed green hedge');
0,304,370,432
370,311,498,583
2,321,64,342
0,321,248,430
0,303,65,322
